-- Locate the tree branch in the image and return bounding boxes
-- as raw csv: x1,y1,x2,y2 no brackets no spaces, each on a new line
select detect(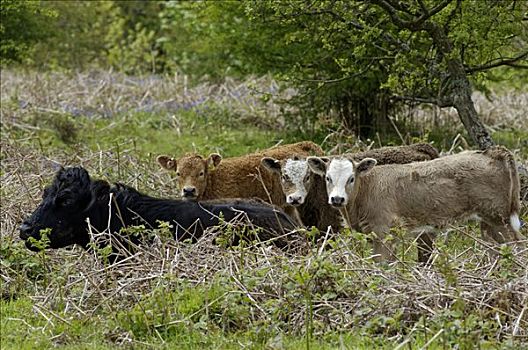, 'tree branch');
386,0,416,16
278,4,411,52
425,0,454,21
371,0,453,31
390,94,453,108
416,0,429,15
465,51,528,73
371,0,410,29
298,60,377,84
443,0,462,33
